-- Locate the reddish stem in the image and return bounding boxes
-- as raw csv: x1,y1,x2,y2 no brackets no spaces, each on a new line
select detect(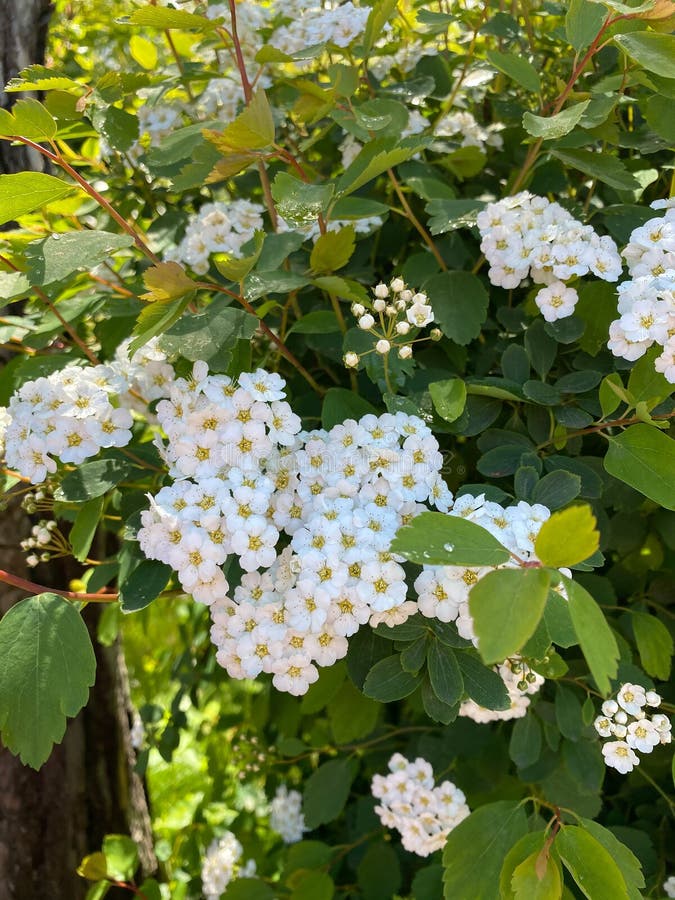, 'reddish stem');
0,568,118,602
